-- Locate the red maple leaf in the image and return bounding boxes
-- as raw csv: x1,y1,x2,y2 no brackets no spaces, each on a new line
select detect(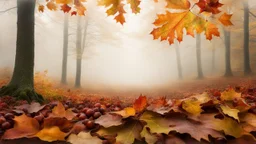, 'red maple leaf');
196,0,223,14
